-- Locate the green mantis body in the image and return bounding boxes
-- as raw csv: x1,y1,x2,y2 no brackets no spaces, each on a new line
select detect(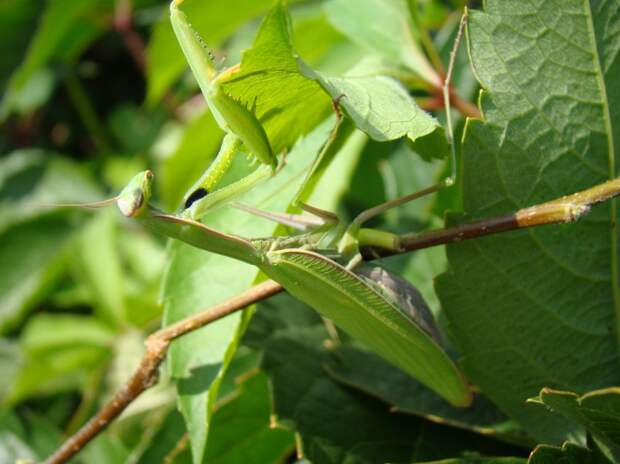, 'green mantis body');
161,0,471,405
118,171,472,407
170,1,278,218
